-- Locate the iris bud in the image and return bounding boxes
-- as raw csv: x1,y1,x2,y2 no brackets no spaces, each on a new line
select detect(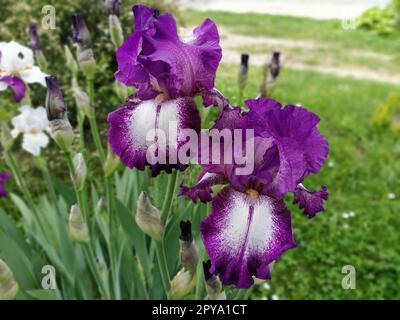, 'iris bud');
71,14,96,79
179,221,199,273
135,192,165,241
269,51,281,82
104,148,120,177
203,260,226,300
45,76,74,152
105,0,121,16
72,153,87,191
64,45,79,76
109,15,124,48
68,204,89,243
28,24,47,69
1,122,13,151
0,259,19,300
169,269,196,300
72,78,93,118
238,53,249,90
